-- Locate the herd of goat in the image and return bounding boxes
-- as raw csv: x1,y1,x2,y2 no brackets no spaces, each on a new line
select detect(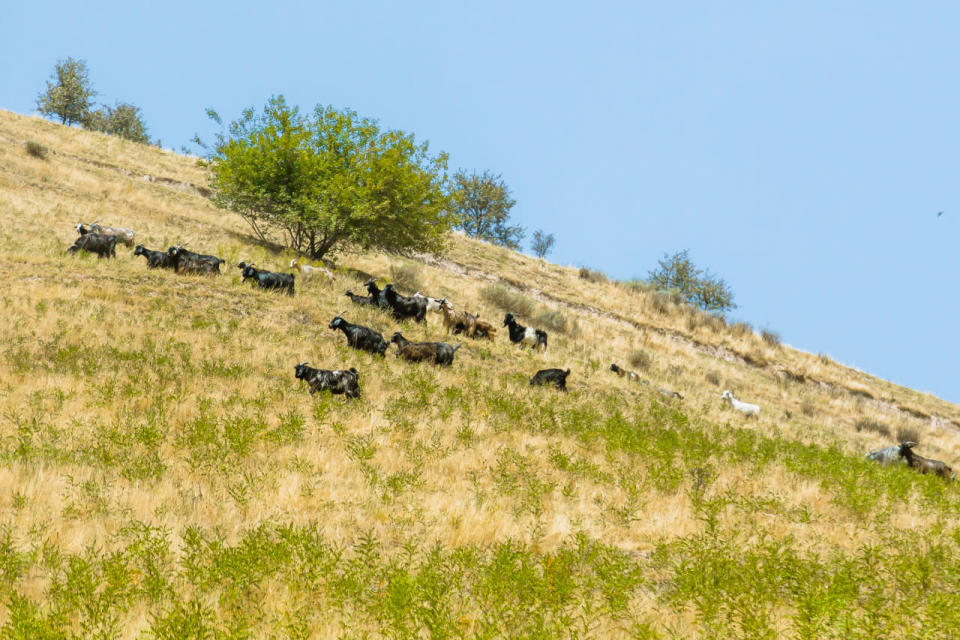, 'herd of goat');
65,222,956,480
